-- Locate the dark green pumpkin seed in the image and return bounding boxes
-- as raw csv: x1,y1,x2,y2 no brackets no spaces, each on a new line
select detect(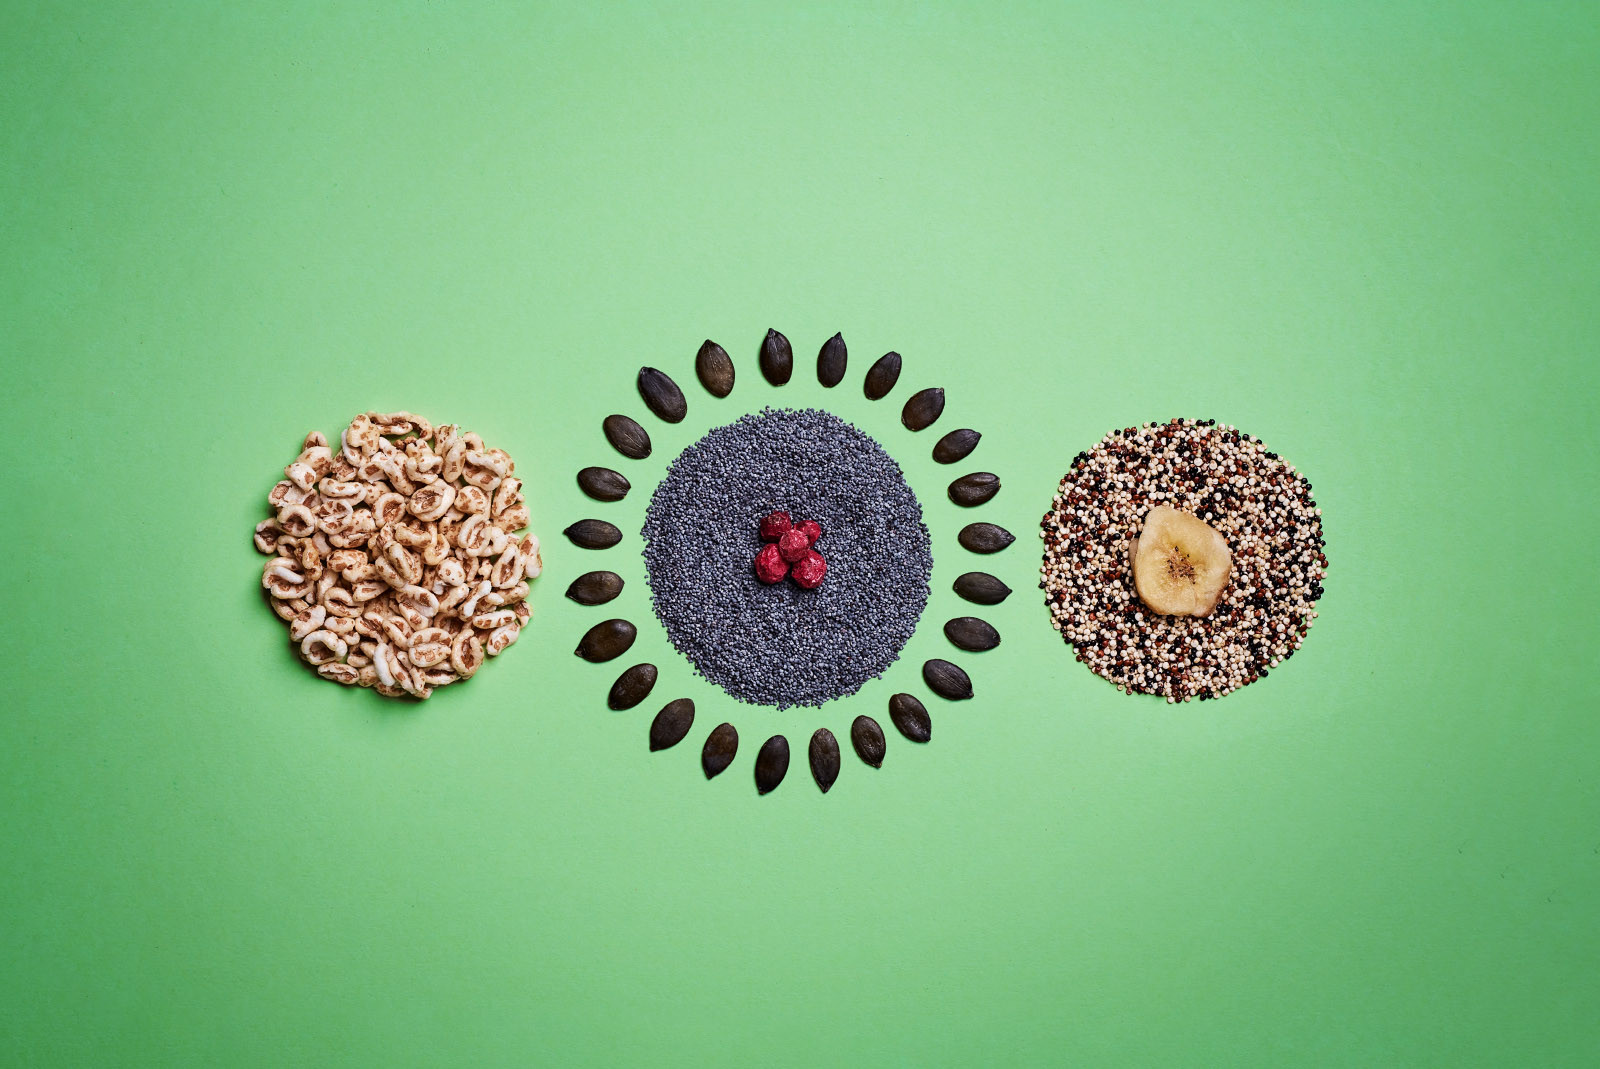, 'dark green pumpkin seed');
888,693,931,743
759,328,793,385
564,518,622,549
954,571,1012,605
863,351,901,399
608,663,658,710
695,340,735,398
944,616,1000,652
817,332,847,387
923,658,973,700
901,387,945,431
851,715,886,768
933,428,981,464
577,466,630,502
649,699,695,751
755,735,790,794
702,722,738,778
602,414,651,460
576,618,637,662
566,570,624,606
948,472,1000,507
958,522,1014,553
809,728,840,793
638,367,687,423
